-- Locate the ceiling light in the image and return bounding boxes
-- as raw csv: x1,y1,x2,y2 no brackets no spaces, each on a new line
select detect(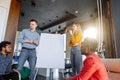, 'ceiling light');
75,11,78,14
51,0,56,3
